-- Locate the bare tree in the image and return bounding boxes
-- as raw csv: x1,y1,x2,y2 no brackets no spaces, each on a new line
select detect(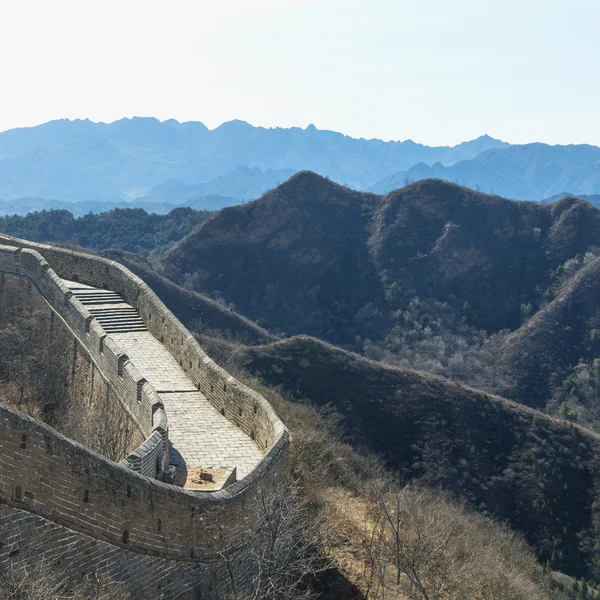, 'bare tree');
208,484,329,600
246,485,328,600
0,548,131,600
371,484,475,600
58,385,137,463
0,308,70,420
360,482,552,600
